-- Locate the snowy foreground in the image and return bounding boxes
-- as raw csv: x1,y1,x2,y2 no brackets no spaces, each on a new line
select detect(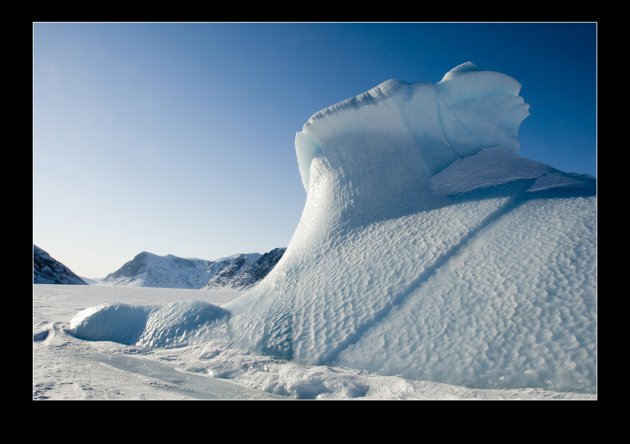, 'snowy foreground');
34,285,593,400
